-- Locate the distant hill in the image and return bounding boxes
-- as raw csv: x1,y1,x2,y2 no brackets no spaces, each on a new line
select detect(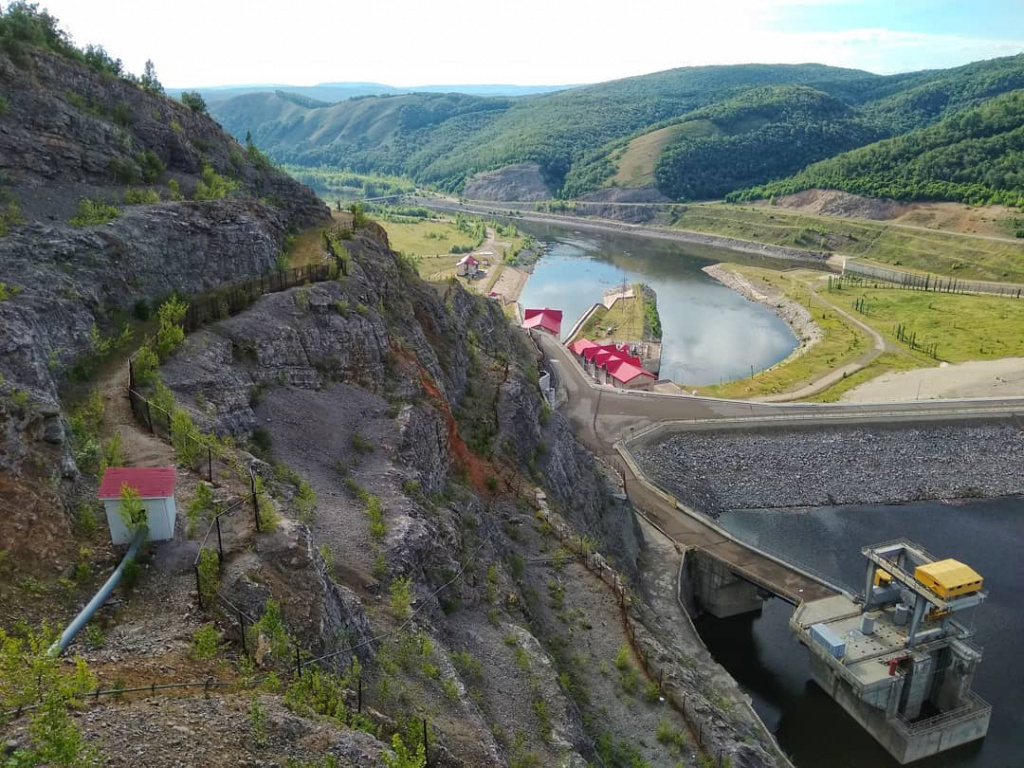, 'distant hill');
168,81,570,107
210,55,1024,206
731,89,1024,207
